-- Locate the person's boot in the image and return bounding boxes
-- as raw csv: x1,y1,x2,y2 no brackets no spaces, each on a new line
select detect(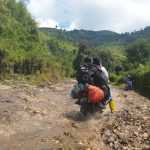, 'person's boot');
109,99,118,113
